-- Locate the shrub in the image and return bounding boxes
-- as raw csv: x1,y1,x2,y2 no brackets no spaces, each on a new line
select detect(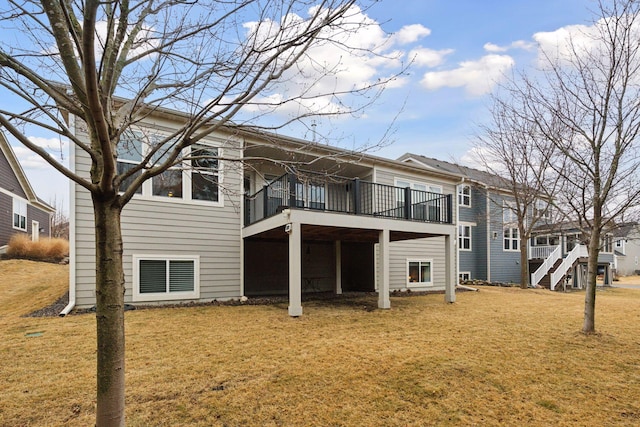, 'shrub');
6,234,69,262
